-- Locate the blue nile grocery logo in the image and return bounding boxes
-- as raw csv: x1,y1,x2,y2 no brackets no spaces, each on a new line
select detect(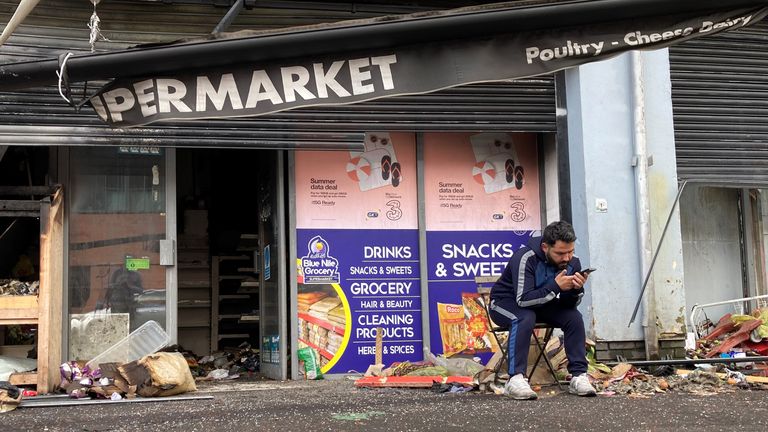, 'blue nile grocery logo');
301,235,340,284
